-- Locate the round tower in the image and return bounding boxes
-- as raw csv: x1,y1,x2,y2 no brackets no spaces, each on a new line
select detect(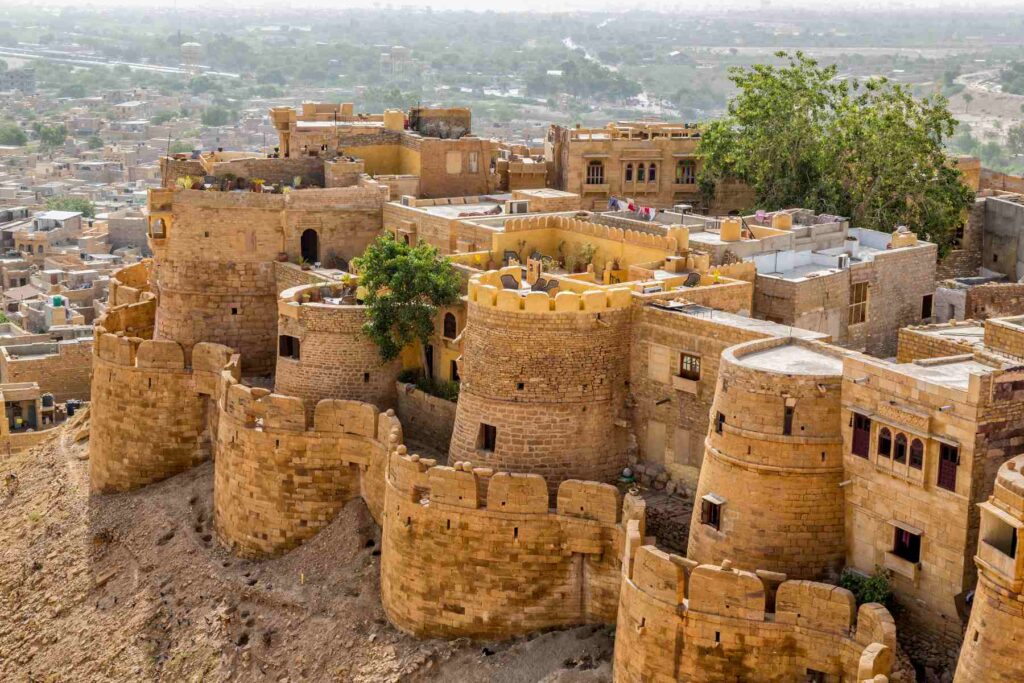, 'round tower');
274,281,401,417
448,272,632,493
687,336,847,580
955,454,1024,683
